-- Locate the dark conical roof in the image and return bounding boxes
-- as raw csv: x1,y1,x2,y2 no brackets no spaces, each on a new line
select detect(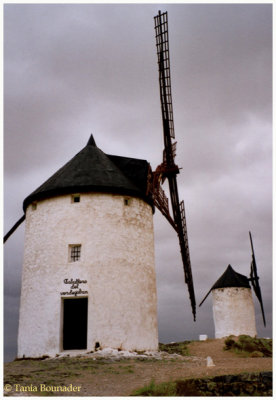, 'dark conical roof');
211,264,250,290
86,134,97,146
23,135,152,211
199,265,250,307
